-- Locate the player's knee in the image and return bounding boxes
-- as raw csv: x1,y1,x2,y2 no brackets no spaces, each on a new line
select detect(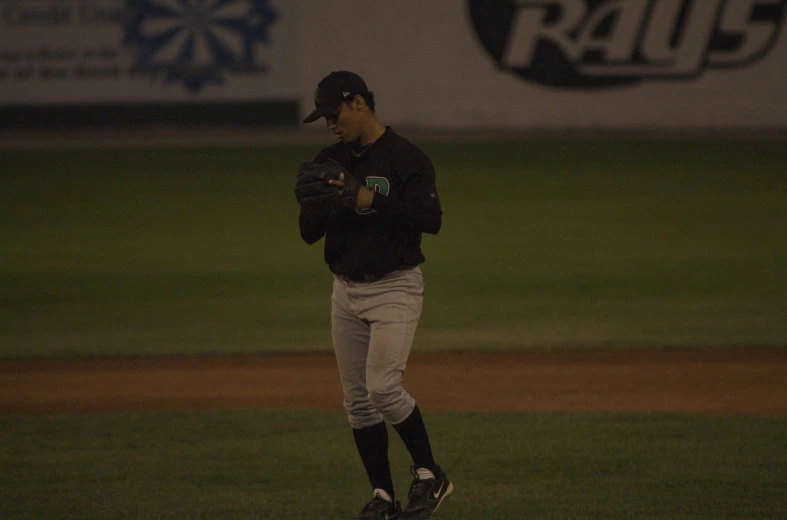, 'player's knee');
347,408,383,429
345,394,372,414
344,397,382,428
369,388,415,424
367,388,391,411
367,377,398,403
367,383,407,416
